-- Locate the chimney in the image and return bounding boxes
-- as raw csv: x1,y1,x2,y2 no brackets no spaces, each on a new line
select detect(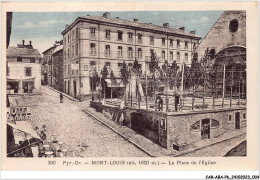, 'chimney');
179,27,185,31
103,12,110,18
65,24,69,29
134,18,139,23
190,30,196,35
29,41,32,45
22,40,25,45
163,23,169,28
